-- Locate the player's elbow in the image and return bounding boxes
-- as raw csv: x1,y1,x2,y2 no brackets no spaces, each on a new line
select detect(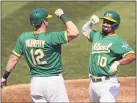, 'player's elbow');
68,30,79,37
81,28,86,36
132,53,136,61
67,30,79,42
128,53,136,62
81,28,90,38
73,30,79,37
122,53,136,64
65,21,79,37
